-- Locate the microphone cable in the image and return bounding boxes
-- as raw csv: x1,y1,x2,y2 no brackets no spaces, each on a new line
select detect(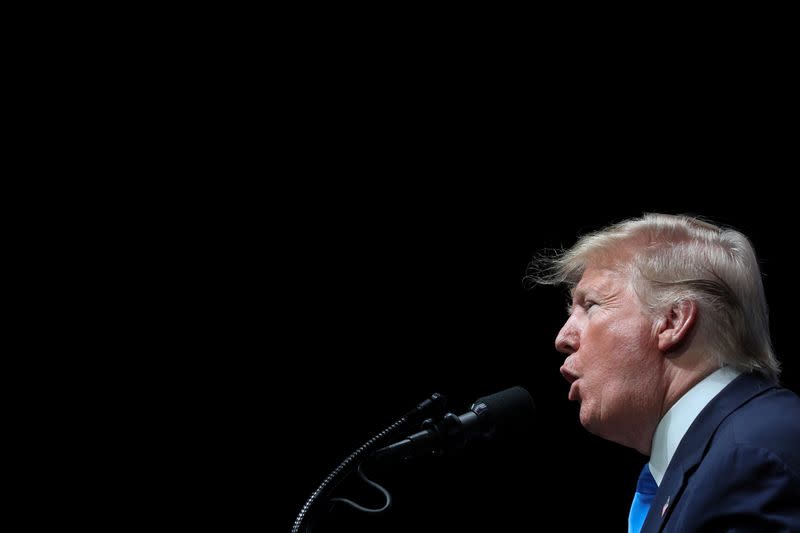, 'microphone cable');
291,393,446,533
329,459,392,513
